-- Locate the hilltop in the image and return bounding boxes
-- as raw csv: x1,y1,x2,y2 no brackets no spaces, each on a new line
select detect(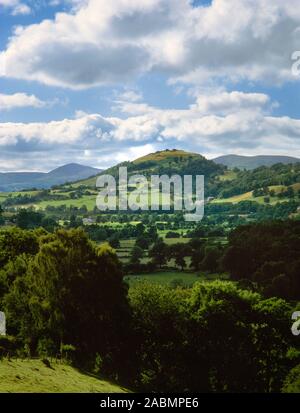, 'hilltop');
0,359,128,393
72,149,225,188
132,149,200,164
